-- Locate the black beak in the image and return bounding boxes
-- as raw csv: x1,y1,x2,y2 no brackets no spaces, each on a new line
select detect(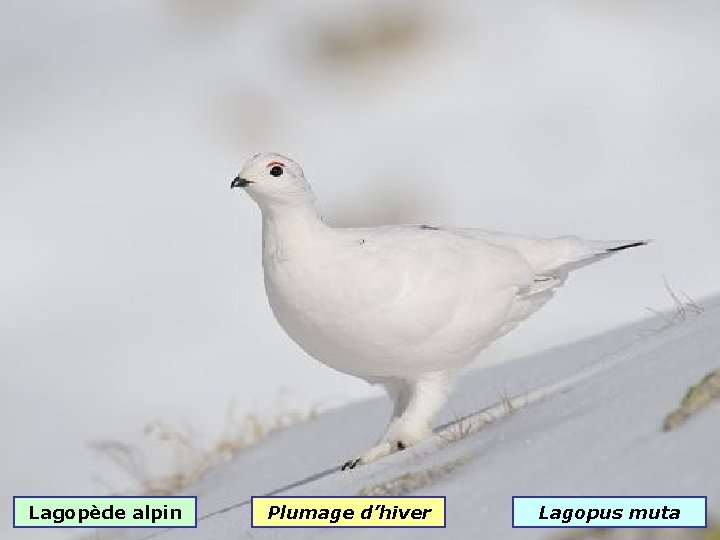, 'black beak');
231,176,252,189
